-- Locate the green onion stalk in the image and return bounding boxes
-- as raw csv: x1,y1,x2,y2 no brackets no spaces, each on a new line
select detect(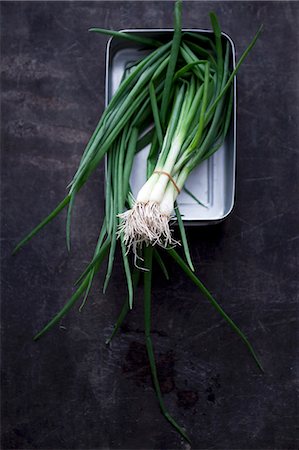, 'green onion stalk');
119,13,261,255
118,70,214,252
